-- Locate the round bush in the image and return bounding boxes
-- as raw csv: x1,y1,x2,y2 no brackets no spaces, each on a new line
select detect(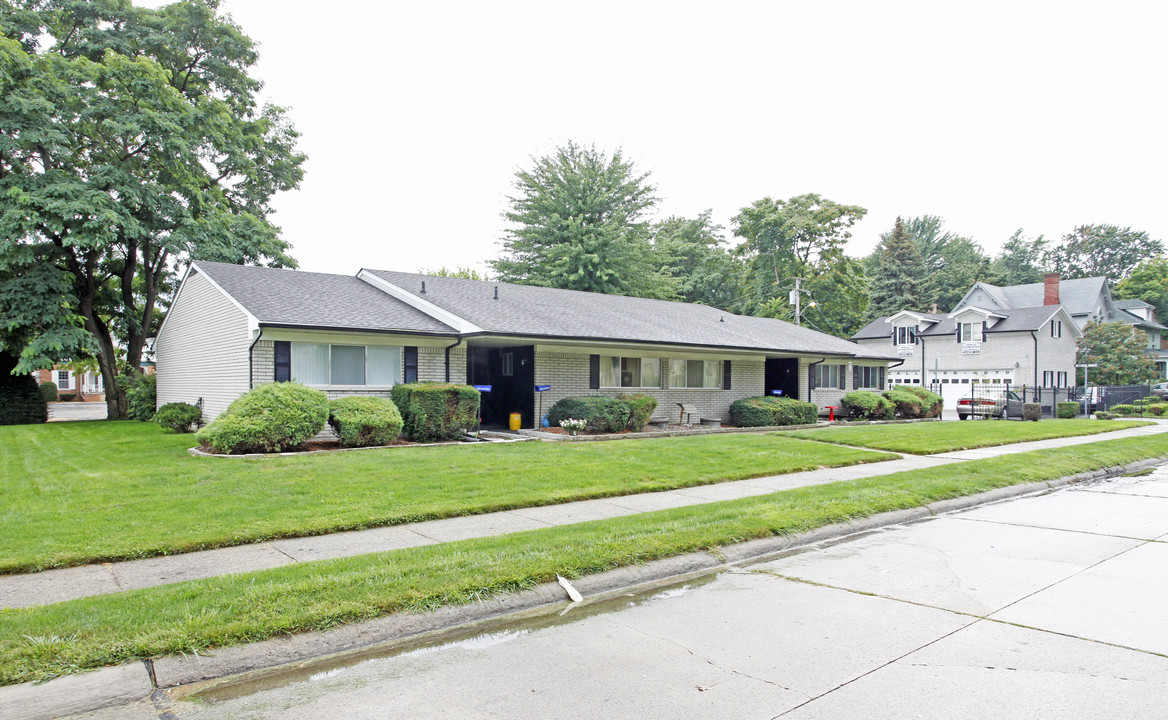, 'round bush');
882,389,923,418
154,402,202,433
1150,403,1168,416
391,383,479,442
1056,401,1079,419
1022,402,1042,422
39,382,59,402
329,396,404,447
903,386,943,418
729,397,818,427
0,353,47,425
117,372,157,421
617,394,658,431
197,382,328,454
841,391,893,420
